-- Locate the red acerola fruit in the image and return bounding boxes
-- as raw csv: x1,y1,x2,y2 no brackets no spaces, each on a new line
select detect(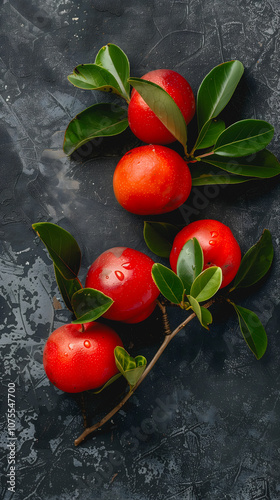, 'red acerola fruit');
128,69,195,144
170,219,242,288
113,145,192,215
85,247,160,323
43,322,123,393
